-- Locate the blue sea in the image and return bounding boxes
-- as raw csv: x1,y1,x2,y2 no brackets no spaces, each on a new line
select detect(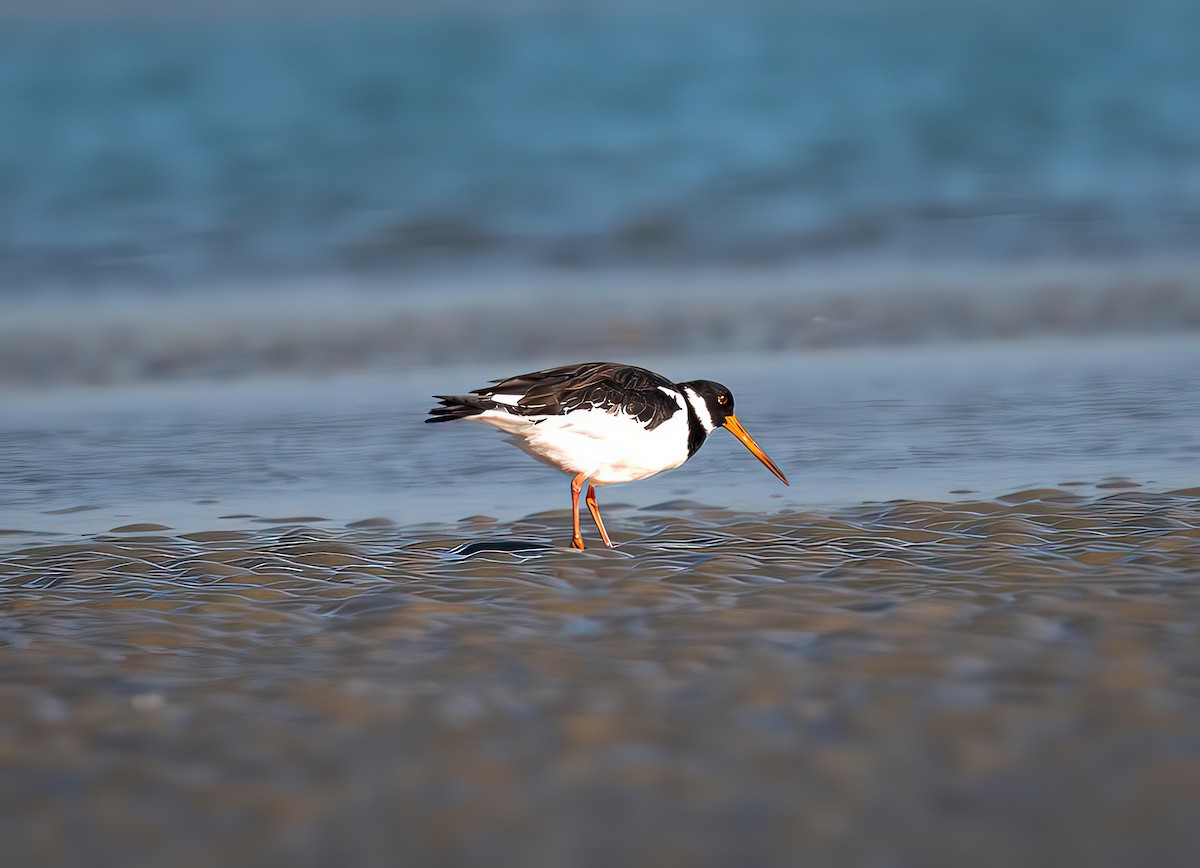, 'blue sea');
1,0,1198,292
